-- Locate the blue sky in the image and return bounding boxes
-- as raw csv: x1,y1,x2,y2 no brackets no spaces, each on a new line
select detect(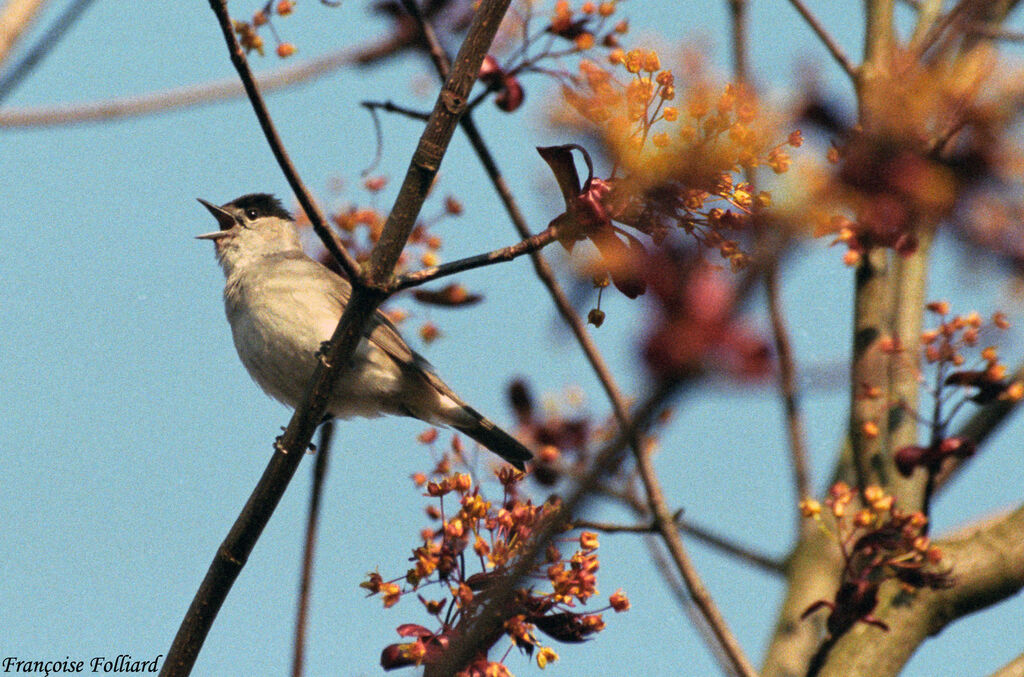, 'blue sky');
2,1,1023,675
